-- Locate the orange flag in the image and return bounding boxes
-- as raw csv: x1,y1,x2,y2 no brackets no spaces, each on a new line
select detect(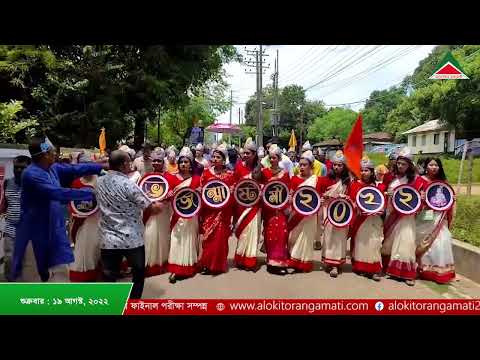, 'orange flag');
344,113,364,179
99,128,106,156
